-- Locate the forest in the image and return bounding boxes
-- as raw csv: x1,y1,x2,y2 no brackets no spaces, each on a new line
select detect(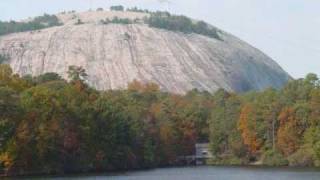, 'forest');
0,63,320,176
